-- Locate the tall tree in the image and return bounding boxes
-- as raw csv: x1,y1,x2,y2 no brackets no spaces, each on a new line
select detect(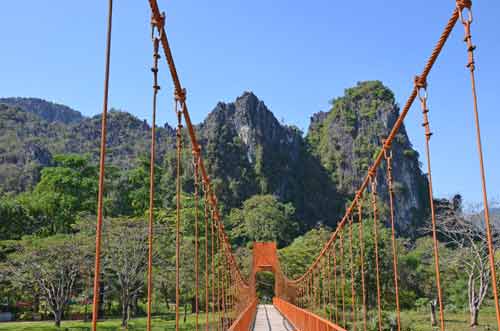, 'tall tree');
101,218,149,327
432,197,500,326
6,235,88,327
18,154,98,234
228,195,298,247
